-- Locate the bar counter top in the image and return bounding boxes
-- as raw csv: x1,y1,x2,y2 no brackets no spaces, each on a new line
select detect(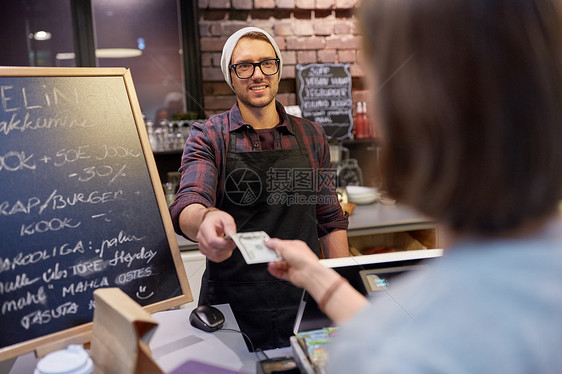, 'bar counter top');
176,202,436,251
